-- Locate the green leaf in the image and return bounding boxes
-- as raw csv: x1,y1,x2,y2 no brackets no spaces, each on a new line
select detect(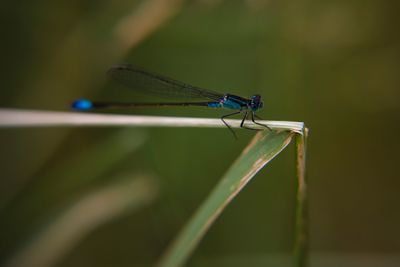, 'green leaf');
157,130,296,267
